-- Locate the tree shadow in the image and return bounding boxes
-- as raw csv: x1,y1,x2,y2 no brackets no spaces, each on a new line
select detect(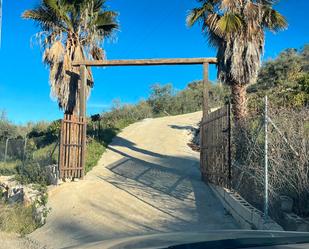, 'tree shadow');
110,136,168,159
103,147,196,201
95,140,238,229
168,125,196,132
